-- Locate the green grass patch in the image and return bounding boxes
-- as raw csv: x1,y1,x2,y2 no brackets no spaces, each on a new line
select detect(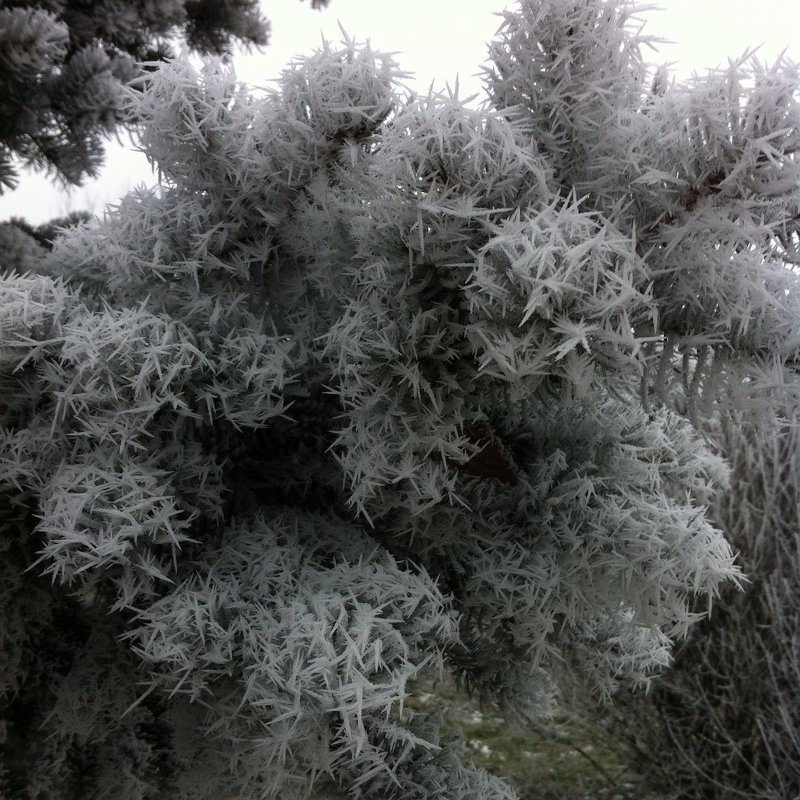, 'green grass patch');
406,678,666,800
